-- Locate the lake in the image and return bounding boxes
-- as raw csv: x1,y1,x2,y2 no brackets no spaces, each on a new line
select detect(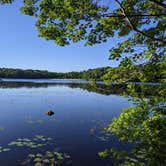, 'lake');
0,80,161,166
